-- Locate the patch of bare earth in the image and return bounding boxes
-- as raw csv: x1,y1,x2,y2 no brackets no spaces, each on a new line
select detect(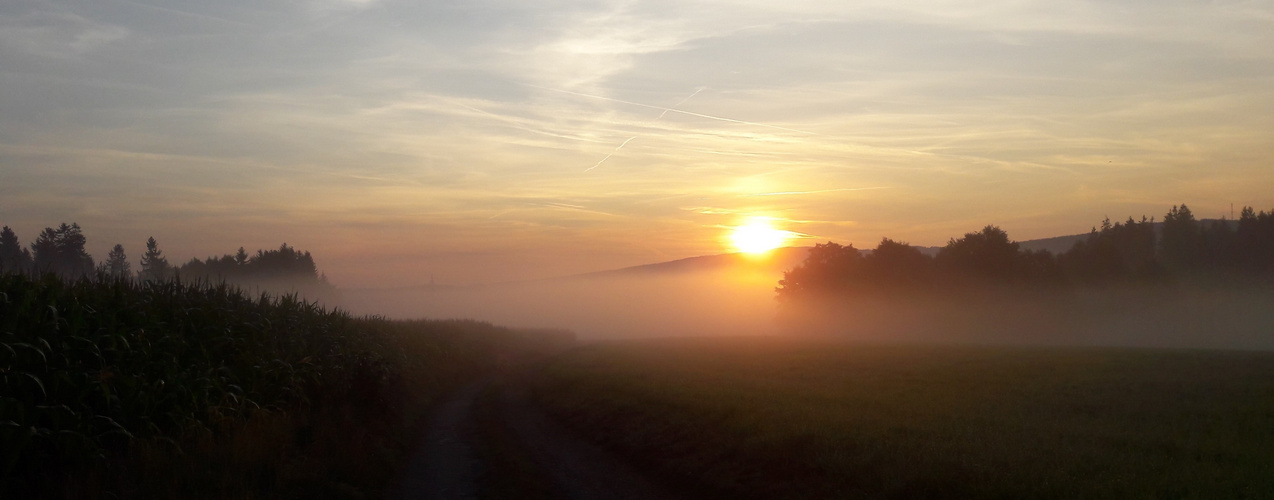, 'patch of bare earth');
392,376,682,500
